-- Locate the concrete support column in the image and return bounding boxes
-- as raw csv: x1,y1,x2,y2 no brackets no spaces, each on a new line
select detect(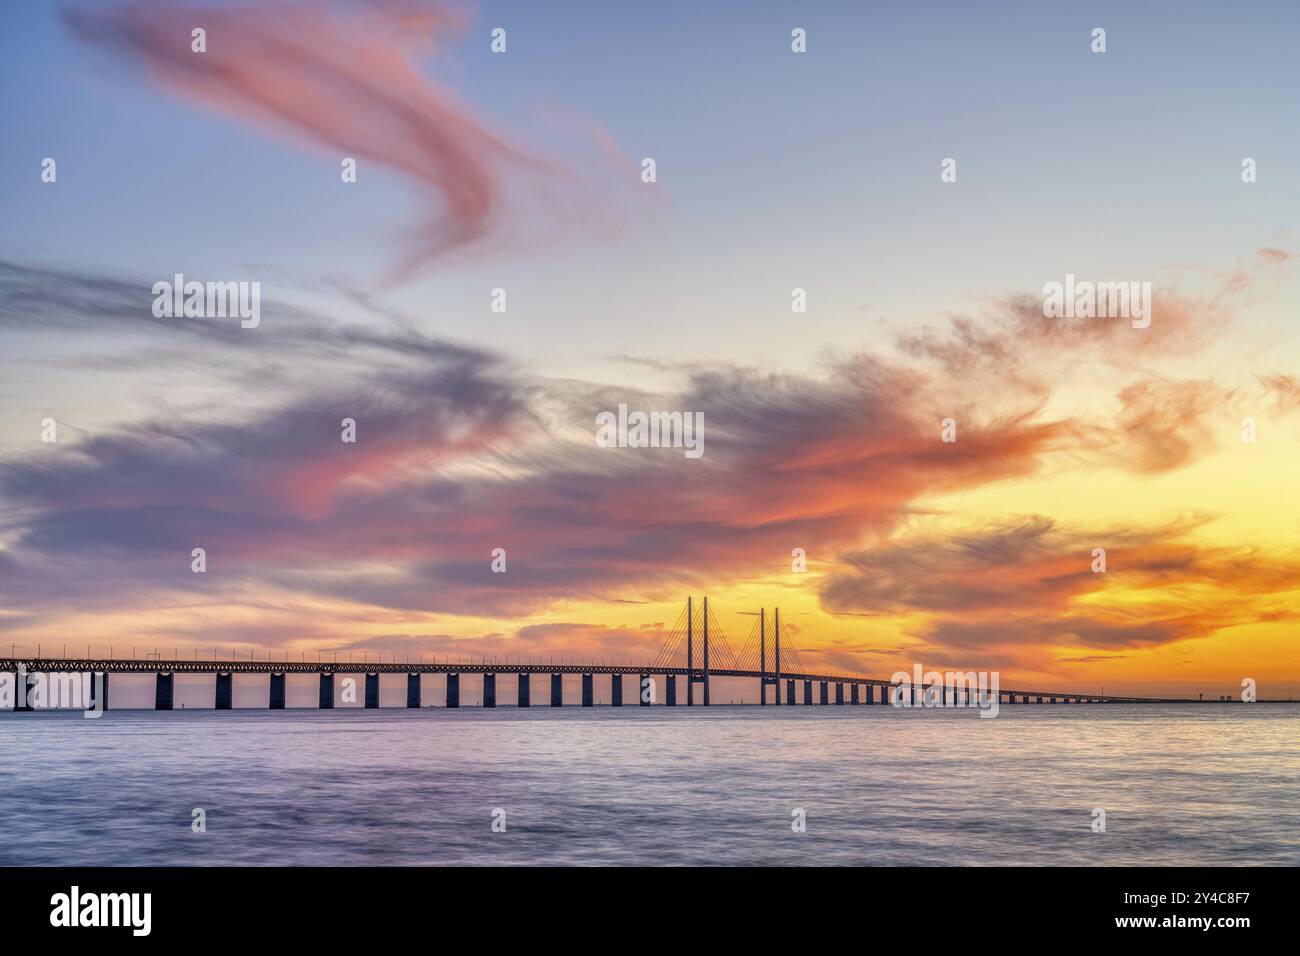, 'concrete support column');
13,670,33,711
1006,692,1016,704
786,679,795,705
851,684,859,704
818,681,828,705
879,684,889,705
90,671,109,712
406,673,421,708
517,673,530,708
639,674,650,706
319,673,334,709
610,673,622,707
155,672,174,711
215,671,233,710
804,680,813,705
665,675,676,706
270,672,285,709
483,673,496,708
836,683,844,705
446,673,460,708
550,673,562,707
582,673,593,707
364,673,379,709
